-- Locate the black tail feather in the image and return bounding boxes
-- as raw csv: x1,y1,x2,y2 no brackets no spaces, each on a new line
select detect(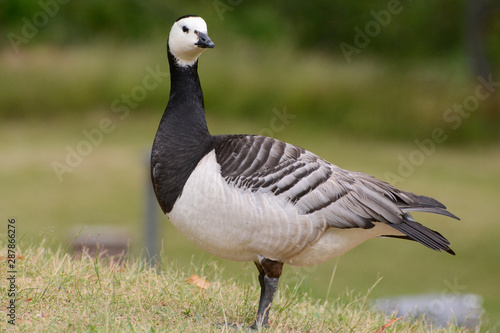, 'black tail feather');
389,220,455,255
